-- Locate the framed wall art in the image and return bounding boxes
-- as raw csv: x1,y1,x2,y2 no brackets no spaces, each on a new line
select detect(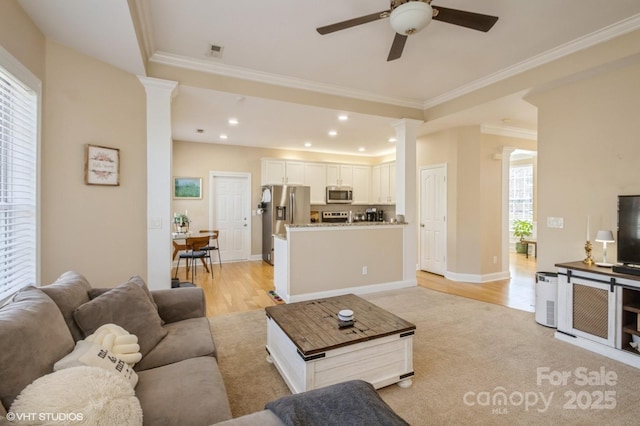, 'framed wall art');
85,144,120,186
174,177,202,199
